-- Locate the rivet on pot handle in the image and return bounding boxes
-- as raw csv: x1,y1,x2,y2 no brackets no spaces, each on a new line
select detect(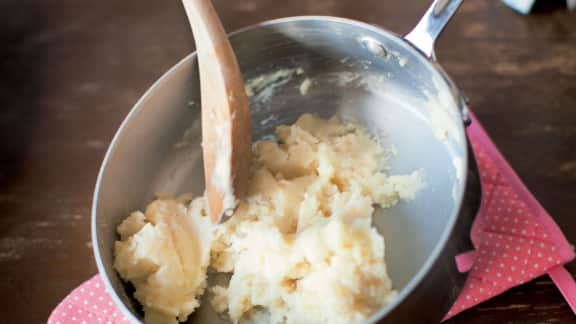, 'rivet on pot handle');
404,0,463,59
460,92,472,126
